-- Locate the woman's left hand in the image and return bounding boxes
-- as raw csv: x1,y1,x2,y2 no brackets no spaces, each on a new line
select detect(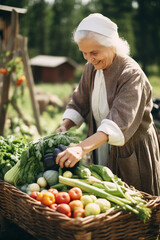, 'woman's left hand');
56,146,83,168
